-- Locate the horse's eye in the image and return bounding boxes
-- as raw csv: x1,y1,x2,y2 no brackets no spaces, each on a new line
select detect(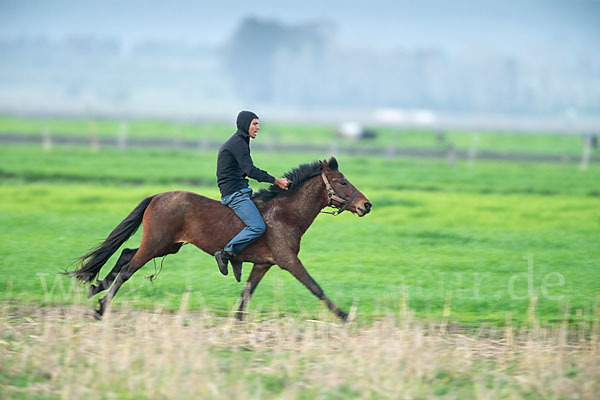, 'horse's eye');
340,181,347,186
